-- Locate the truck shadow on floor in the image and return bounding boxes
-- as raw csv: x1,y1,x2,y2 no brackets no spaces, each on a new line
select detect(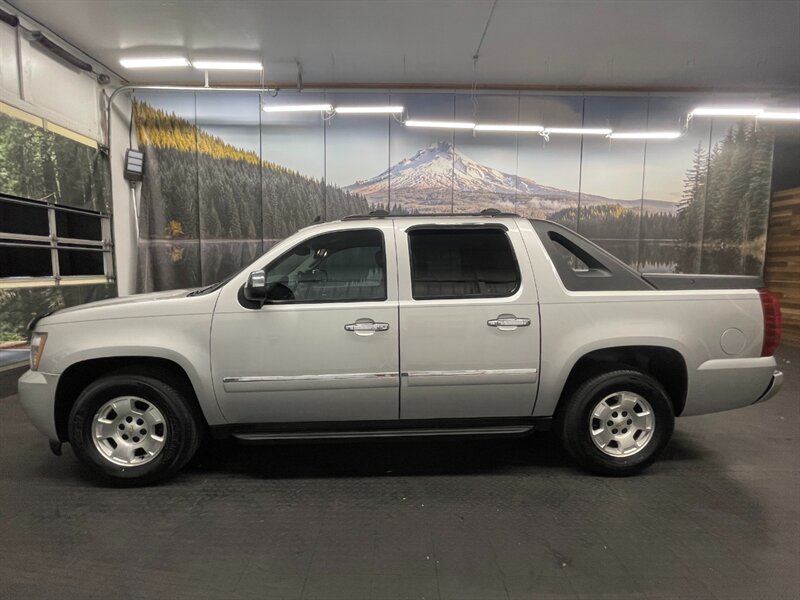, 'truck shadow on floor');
186,429,709,480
